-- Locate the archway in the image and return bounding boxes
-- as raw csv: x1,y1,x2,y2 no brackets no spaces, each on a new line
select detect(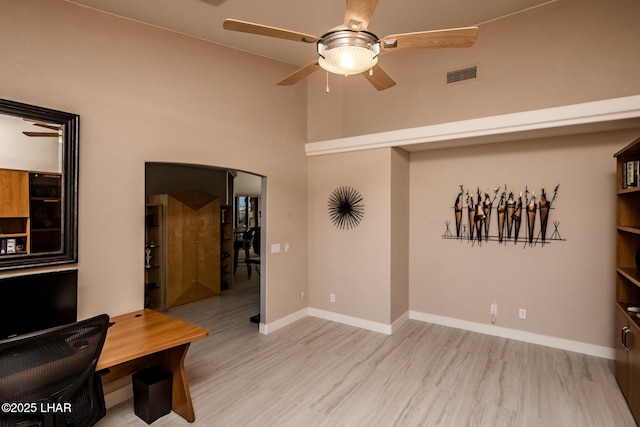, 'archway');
144,162,264,326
